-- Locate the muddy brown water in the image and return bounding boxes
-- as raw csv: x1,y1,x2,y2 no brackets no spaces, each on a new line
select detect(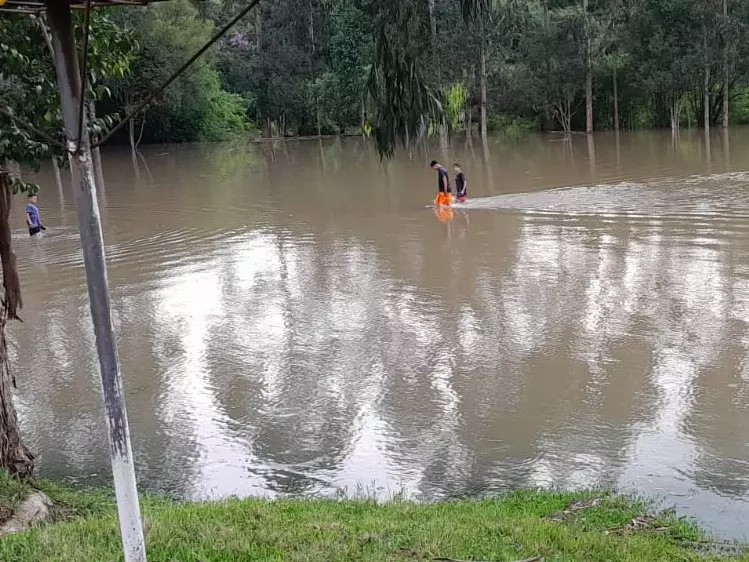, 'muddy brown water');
8,130,749,538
